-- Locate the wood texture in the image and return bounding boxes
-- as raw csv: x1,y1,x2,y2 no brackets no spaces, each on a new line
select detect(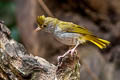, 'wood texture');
0,22,81,80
